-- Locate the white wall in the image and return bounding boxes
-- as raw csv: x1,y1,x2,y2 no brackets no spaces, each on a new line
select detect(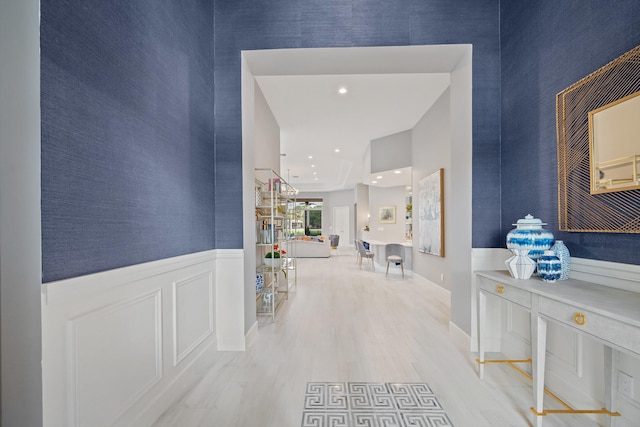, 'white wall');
241,56,257,335
368,186,406,243
409,47,472,334
0,0,43,425
370,130,412,174
411,88,451,289
448,49,473,335
355,183,370,239
253,83,281,173
325,189,355,243
242,61,282,336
